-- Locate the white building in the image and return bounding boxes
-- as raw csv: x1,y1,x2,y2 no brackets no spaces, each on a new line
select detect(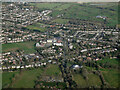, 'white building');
53,43,63,46
47,39,53,43
36,43,41,47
